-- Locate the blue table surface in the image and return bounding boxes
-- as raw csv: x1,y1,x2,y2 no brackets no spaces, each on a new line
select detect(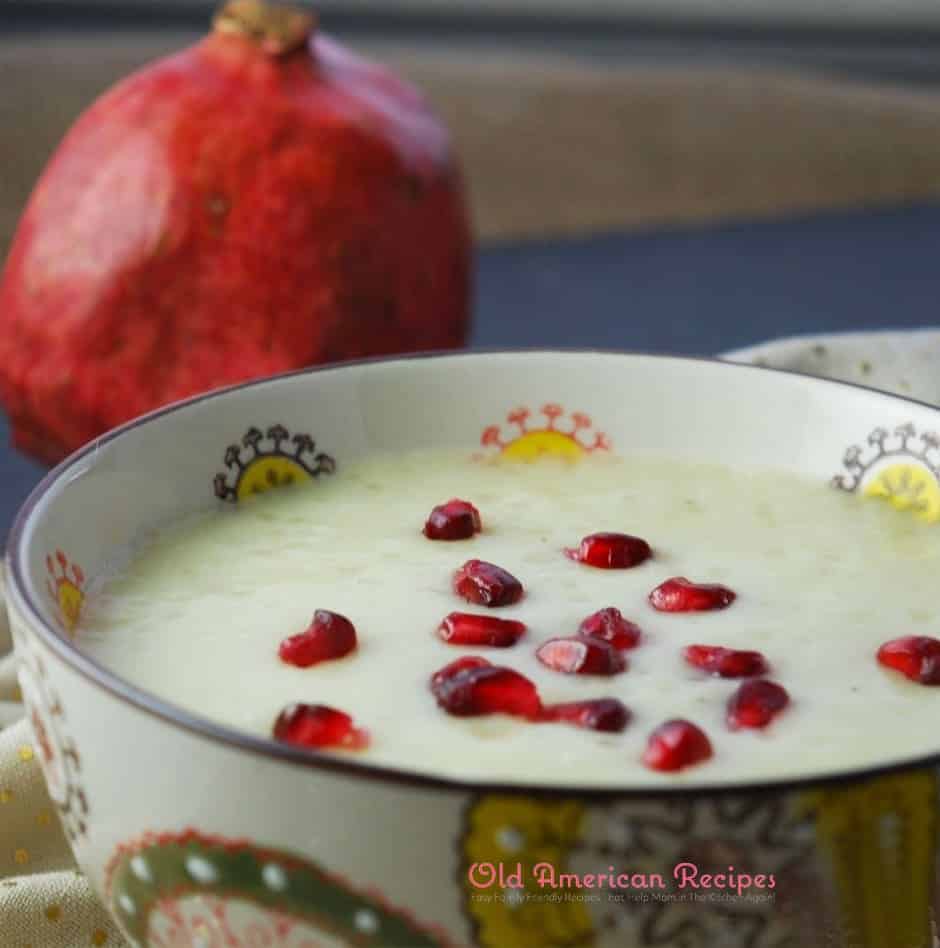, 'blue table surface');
3,200,940,537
